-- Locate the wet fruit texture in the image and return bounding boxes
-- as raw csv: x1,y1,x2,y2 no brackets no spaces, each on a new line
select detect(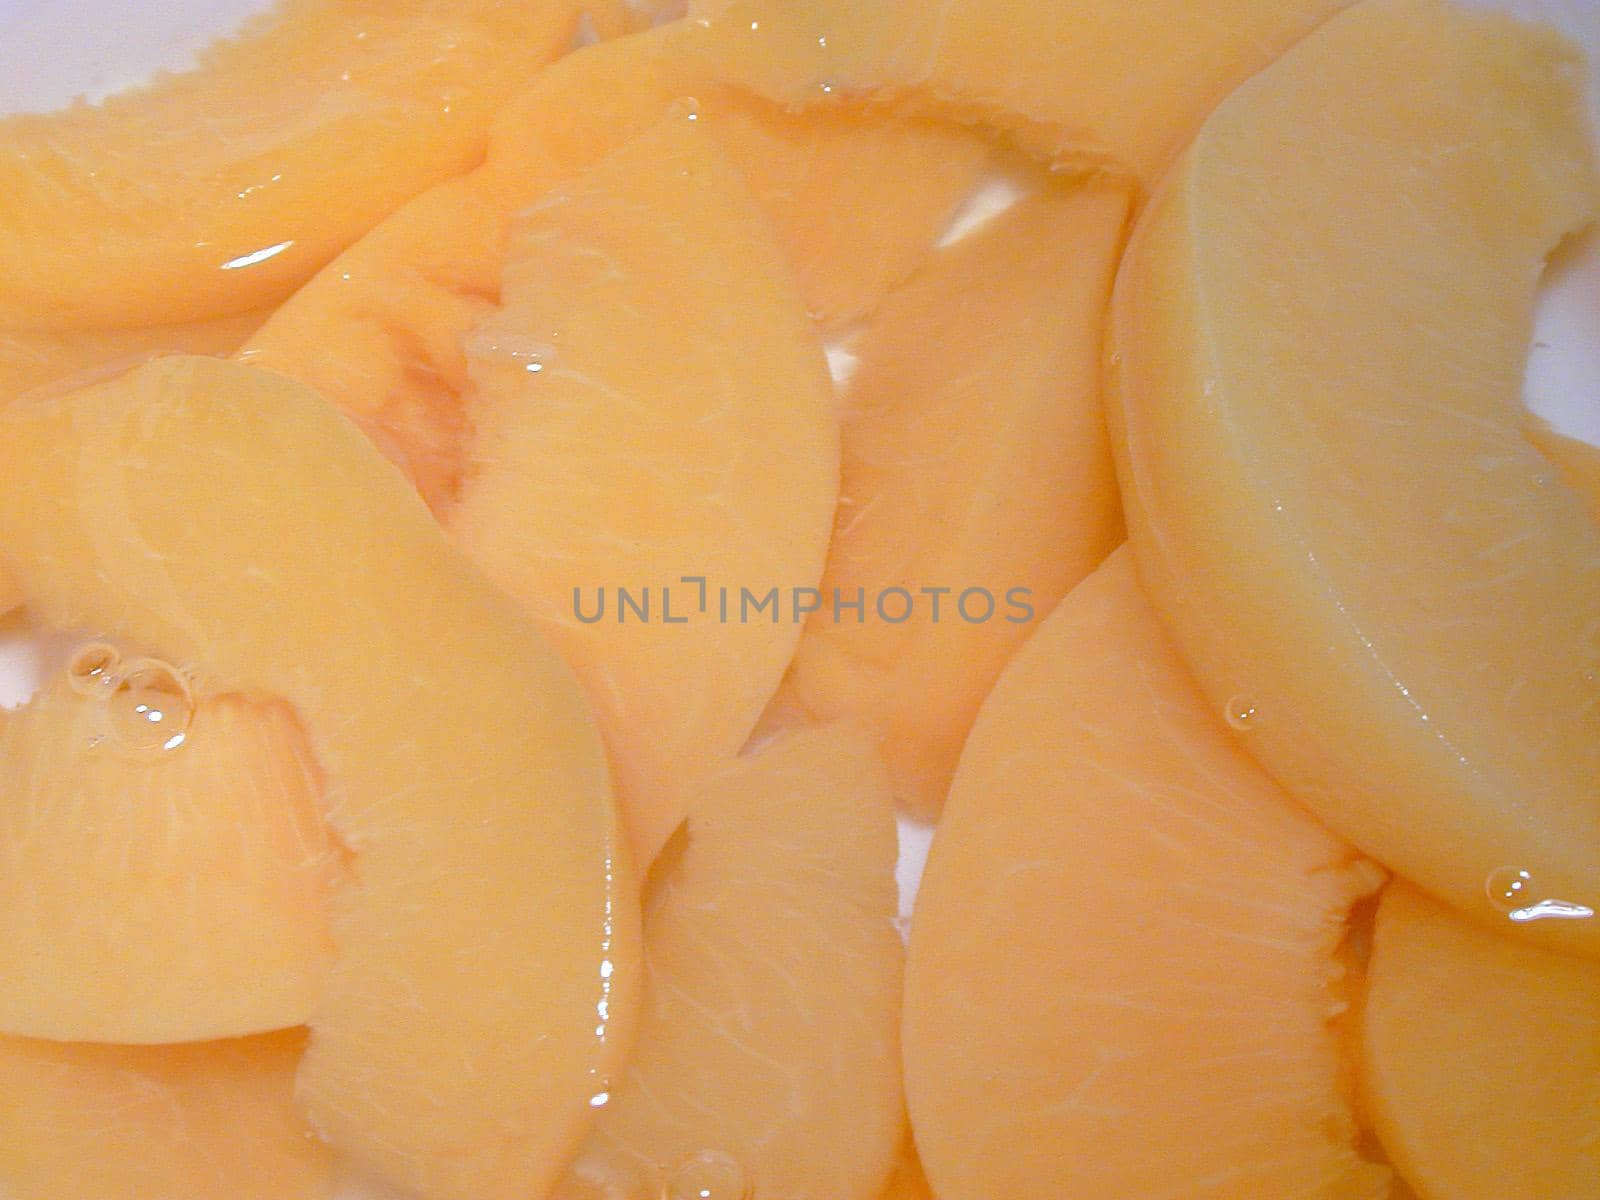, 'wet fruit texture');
789,182,1127,817
553,725,903,1200
1527,418,1600,521
1362,883,1600,1199
0,356,638,1200
1107,0,1600,955
0,0,598,331
0,1029,333,1200
0,309,262,399
241,22,988,511
688,0,1348,182
451,114,838,868
0,667,343,1043
904,550,1389,1200
244,22,985,868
